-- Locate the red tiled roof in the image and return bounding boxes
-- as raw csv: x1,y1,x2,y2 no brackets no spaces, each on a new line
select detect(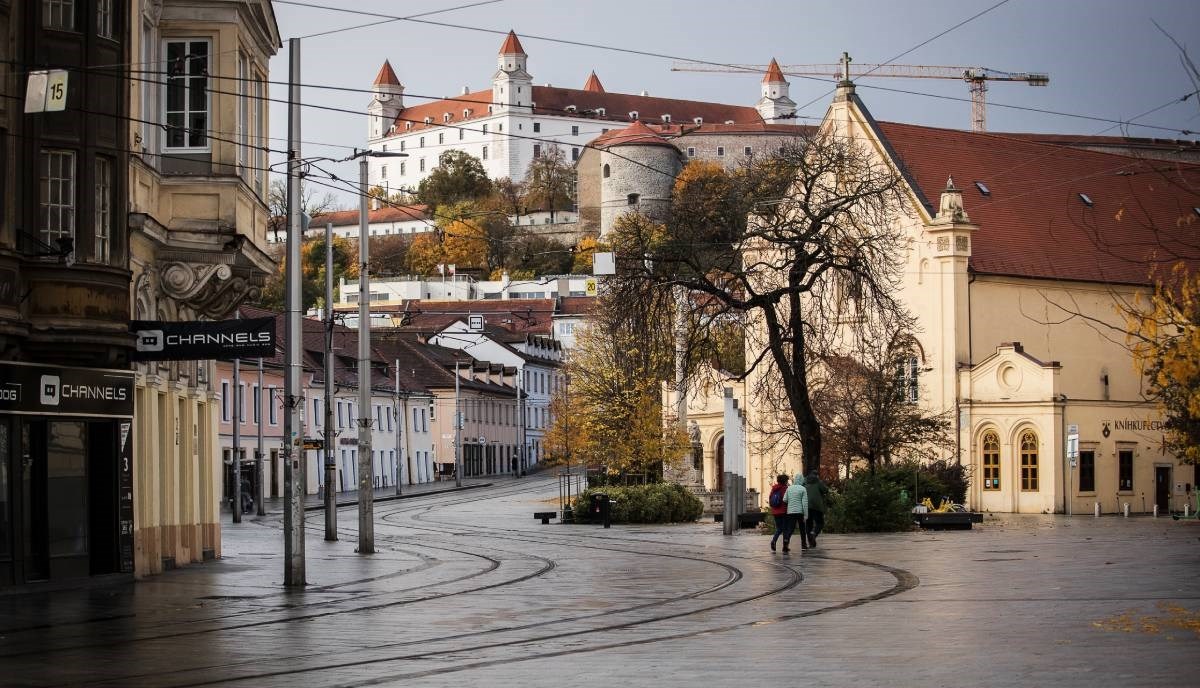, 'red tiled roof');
386,86,761,135
583,71,605,93
594,119,676,149
313,204,430,228
992,131,1200,151
875,121,1200,285
763,58,786,84
373,60,401,87
556,296,597,315
499,30,525,55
